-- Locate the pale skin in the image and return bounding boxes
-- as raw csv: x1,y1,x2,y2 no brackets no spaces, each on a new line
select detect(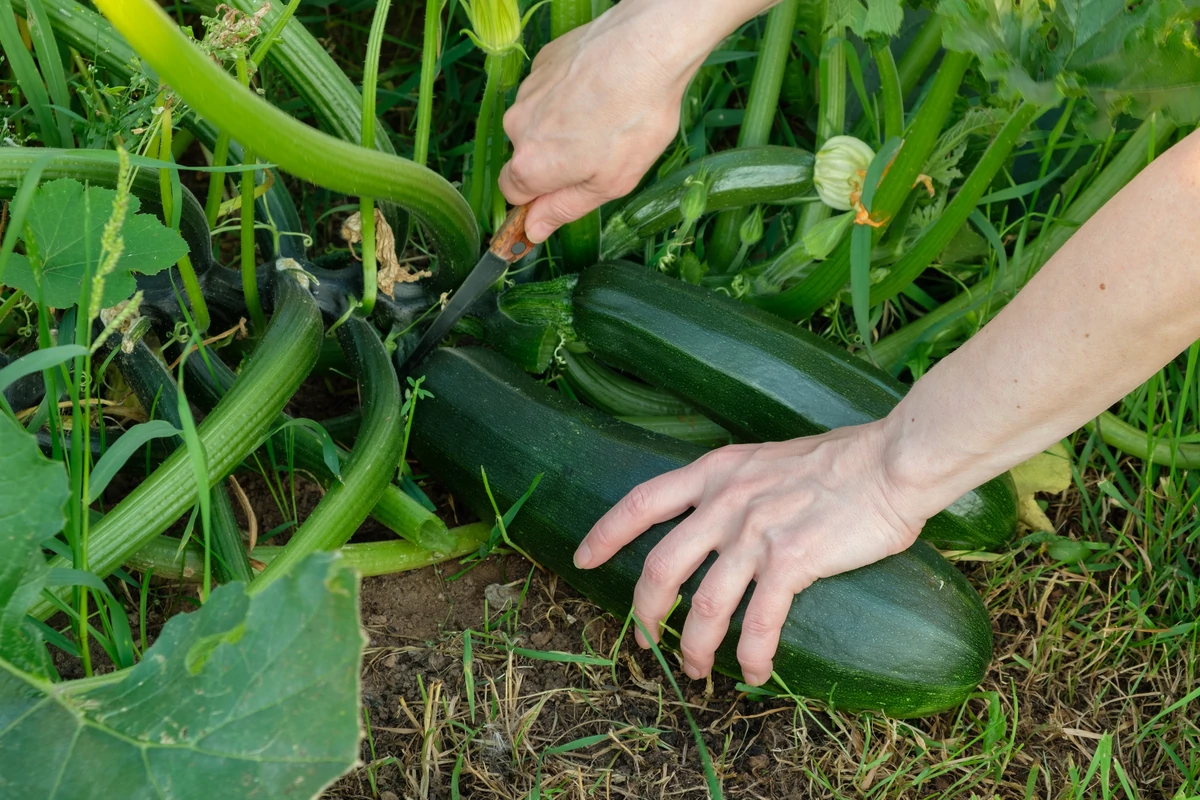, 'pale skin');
499,0,1200,686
